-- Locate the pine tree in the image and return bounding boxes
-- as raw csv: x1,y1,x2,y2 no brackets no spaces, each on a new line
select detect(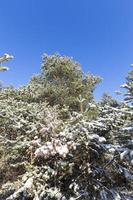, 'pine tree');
1,54,133,200
0,66,9,71
121,65,133,104
29,53,101,111
0,53,13,71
